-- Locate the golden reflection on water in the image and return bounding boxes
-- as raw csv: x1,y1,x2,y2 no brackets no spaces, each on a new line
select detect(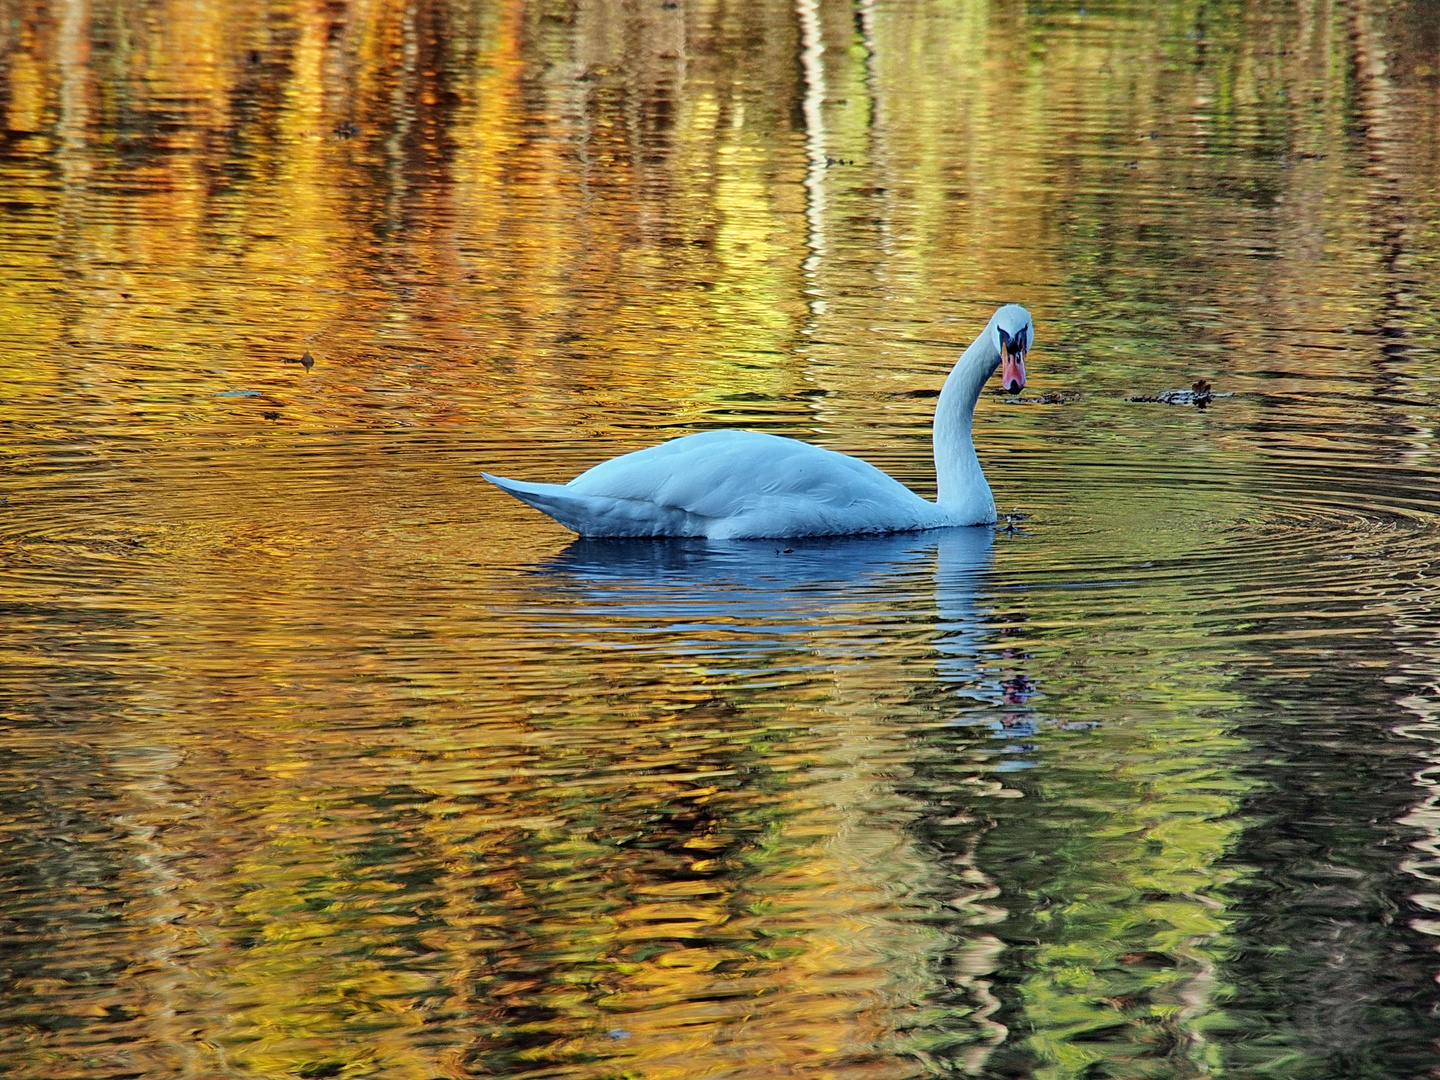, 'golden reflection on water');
3,0,1440,1076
